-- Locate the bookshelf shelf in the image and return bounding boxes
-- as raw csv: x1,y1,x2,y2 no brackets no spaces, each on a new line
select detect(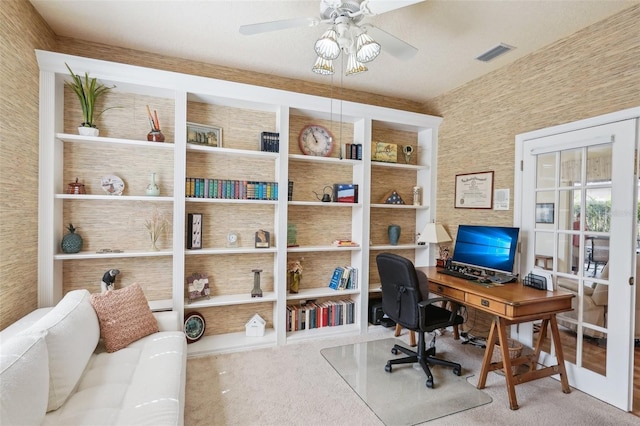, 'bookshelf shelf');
187,143,279,159
370,203,429,210
185,292,277,308
186,198,278,205
286,287,359,301
287,245,361,253
55,194,174,202
56,133,176,150
369,244,427,251
38,49,440,357
186,329,277,357
288,154,360,165
185,247,278,255
371,161,428,171
54,249,173,260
